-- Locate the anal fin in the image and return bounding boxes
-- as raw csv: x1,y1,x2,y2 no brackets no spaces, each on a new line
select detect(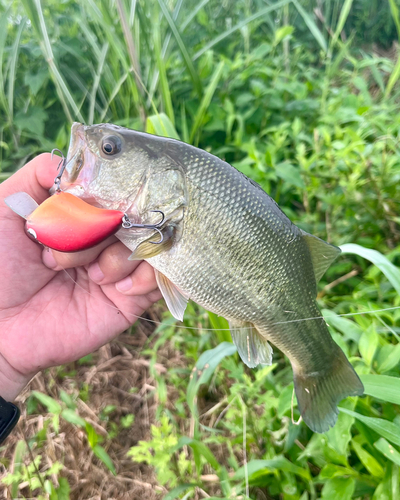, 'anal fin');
229,321,273,368
155,269,189,322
